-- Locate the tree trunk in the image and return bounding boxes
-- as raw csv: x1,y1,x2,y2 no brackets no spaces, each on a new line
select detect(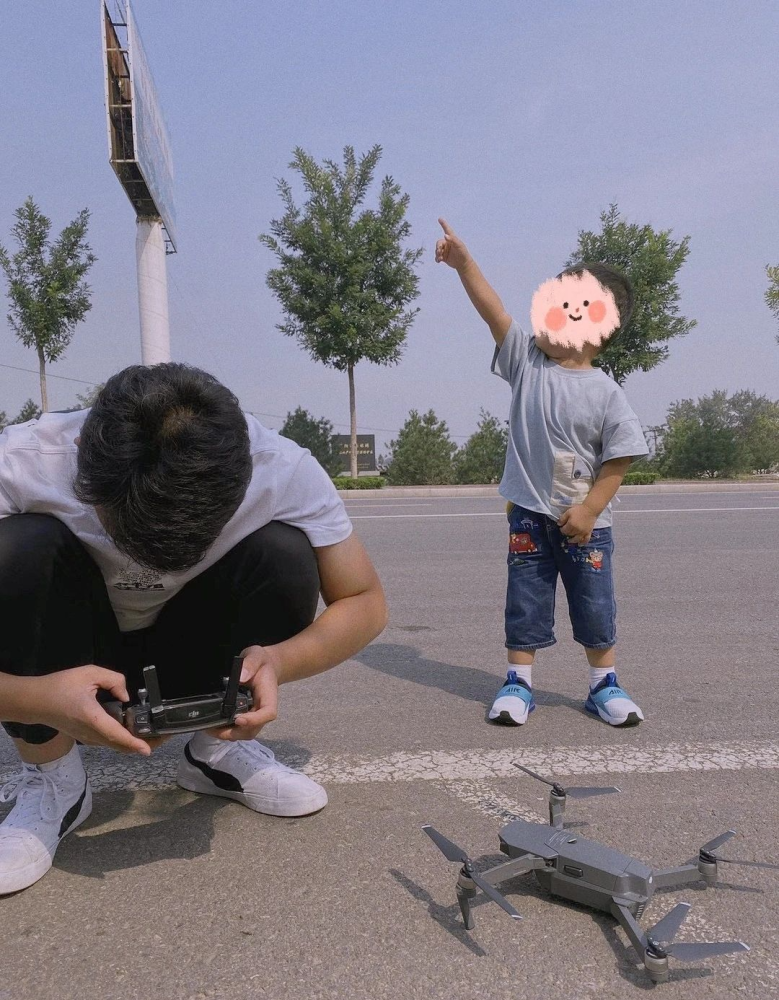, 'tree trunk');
37,345,49,412
348,363,358,479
